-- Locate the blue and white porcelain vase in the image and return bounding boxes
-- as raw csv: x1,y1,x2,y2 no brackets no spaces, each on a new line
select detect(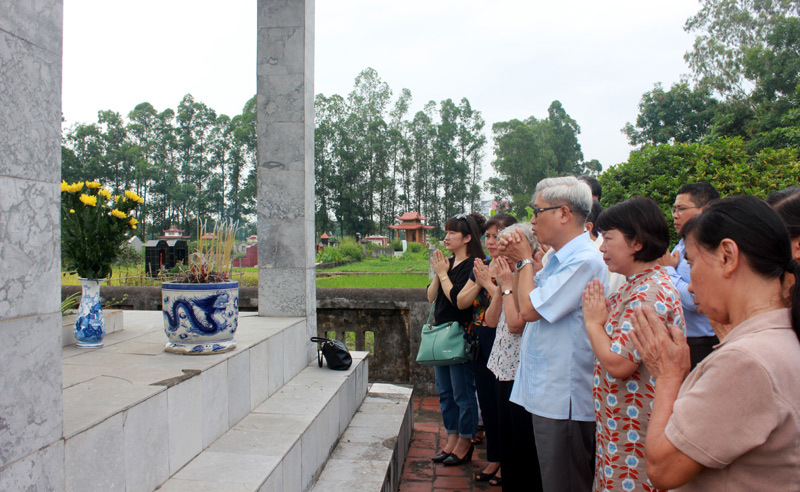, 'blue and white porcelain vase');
162,281,238,355
75,278,106,348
